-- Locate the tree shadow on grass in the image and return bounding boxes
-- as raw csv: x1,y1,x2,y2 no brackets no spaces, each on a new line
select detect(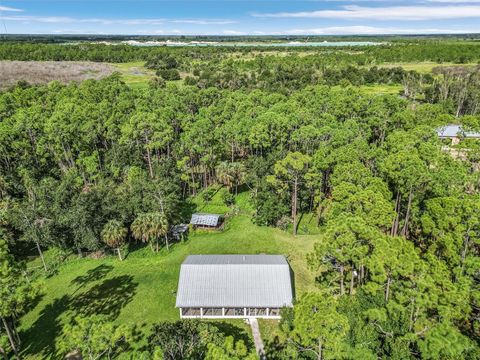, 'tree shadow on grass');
21,274,138,358
20,295,70,358
71,275,138,320
70,264,114,289
209,321,254,349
